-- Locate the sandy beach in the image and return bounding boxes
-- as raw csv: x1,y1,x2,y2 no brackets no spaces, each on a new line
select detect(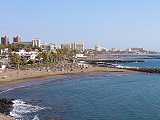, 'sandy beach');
0,66,135,87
